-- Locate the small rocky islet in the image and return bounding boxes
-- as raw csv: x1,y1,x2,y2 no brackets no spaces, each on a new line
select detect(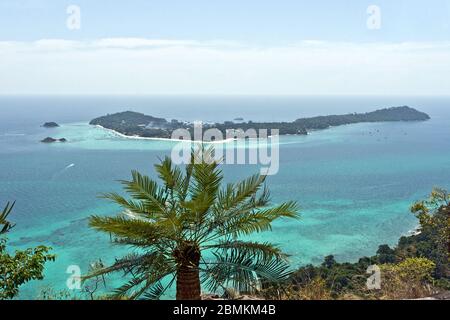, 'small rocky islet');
42,122,60,128
40,122,67,143
40,137,67,143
